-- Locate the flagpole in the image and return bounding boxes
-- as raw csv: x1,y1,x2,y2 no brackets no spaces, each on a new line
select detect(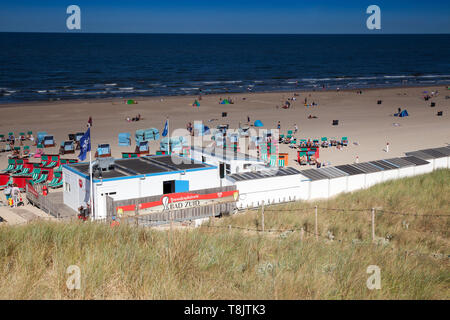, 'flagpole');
89,130,94,221
168,116,170,155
